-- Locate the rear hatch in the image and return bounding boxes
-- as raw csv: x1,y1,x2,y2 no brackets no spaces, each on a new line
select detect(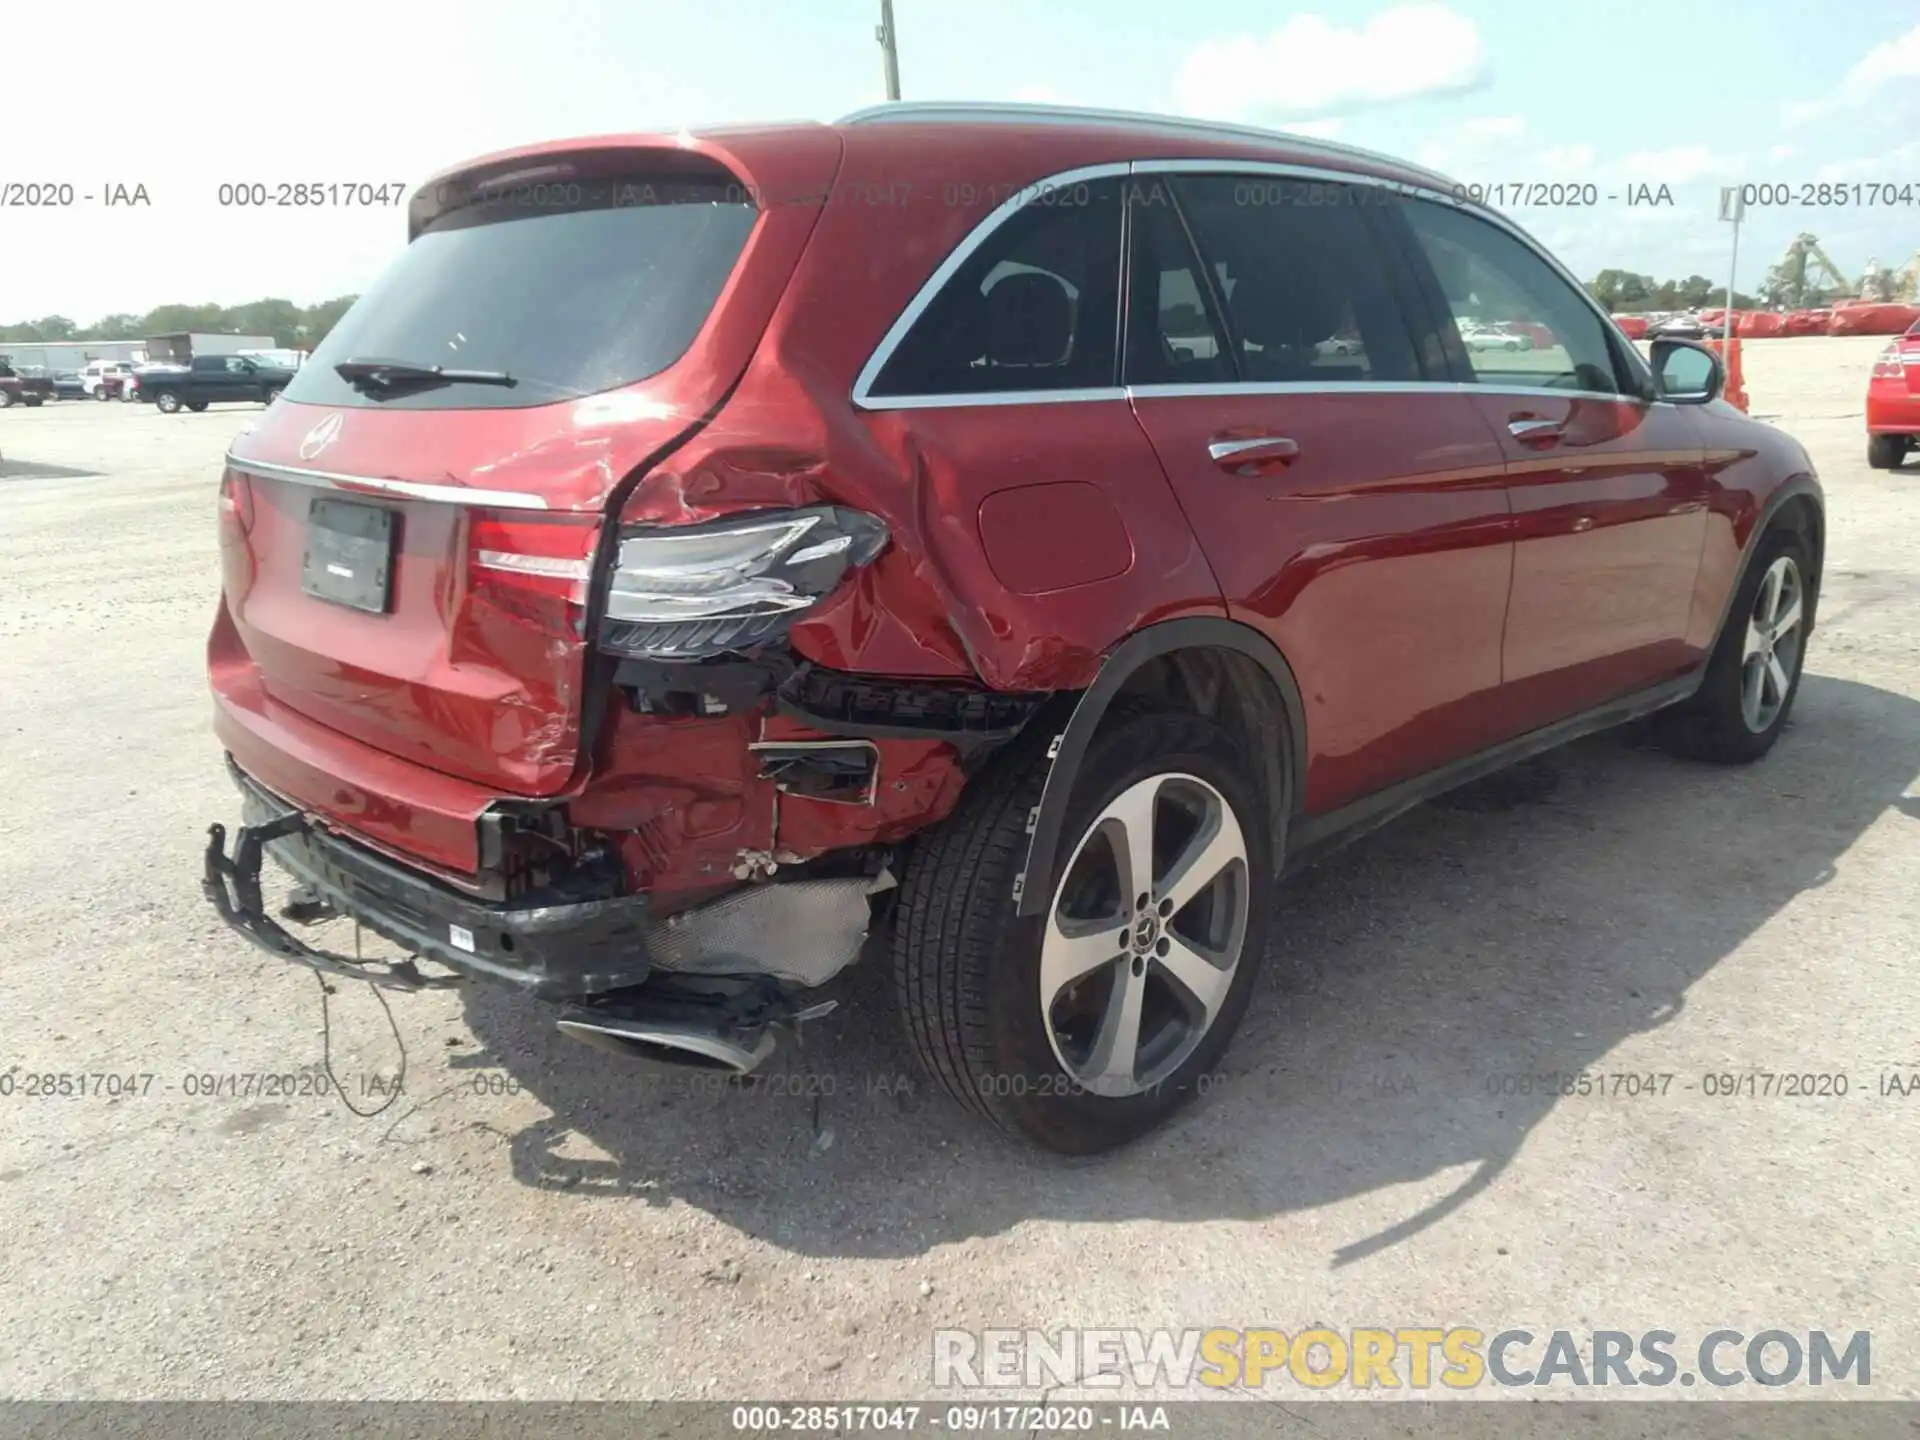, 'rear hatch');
220,130,841,800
